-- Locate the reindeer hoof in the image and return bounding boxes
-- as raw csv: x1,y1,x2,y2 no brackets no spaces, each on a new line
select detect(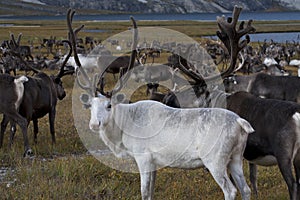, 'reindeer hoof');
23,148,34,157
